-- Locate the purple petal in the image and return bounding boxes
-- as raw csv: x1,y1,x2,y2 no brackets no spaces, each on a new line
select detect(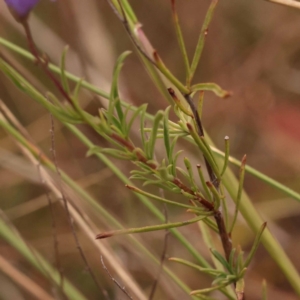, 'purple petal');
4,0,40,17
